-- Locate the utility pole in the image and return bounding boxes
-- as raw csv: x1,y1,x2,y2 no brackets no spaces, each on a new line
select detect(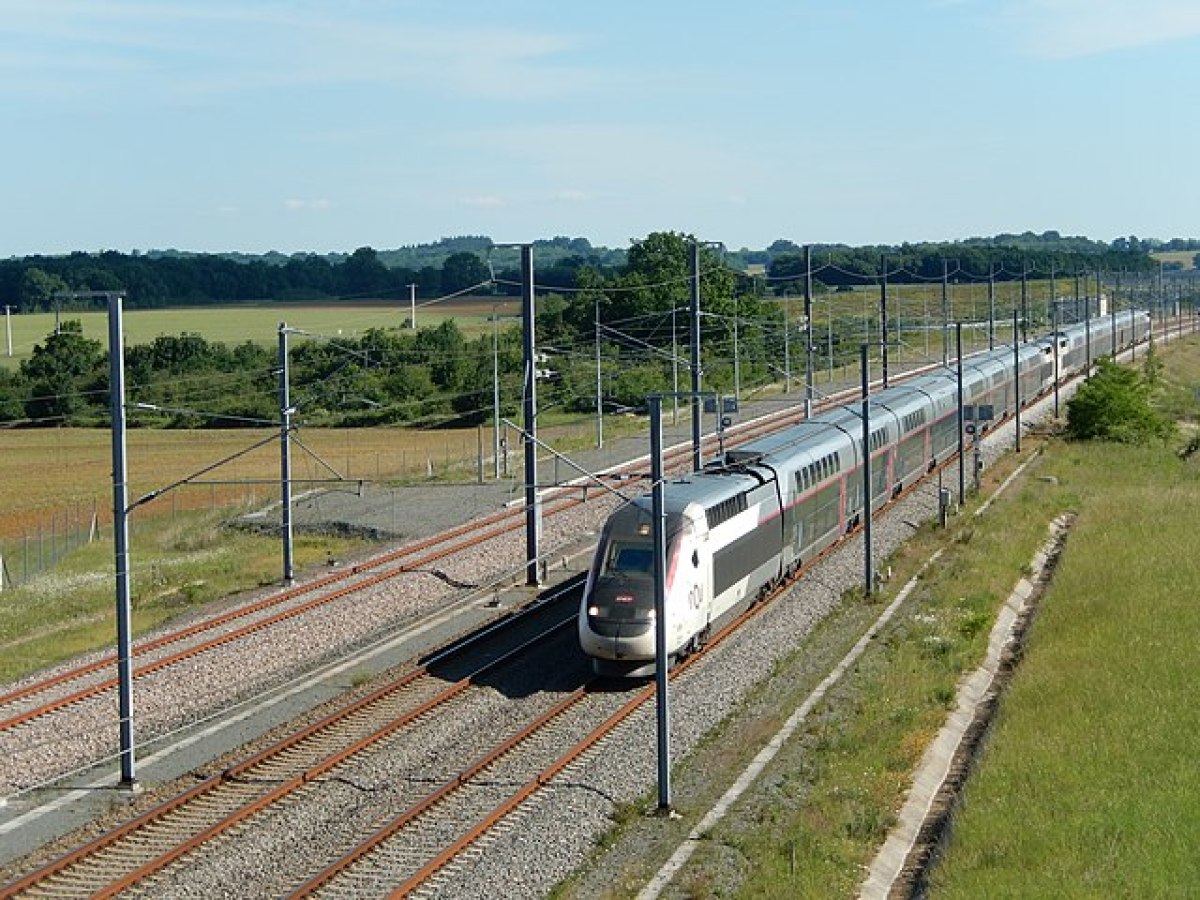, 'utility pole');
594,298,603,450
278,324,294,584
804,245,814,418
648,395,671,813
732,293,740,403
956,323,965,507
987,264,996,351
690,241,703,472
4,305,11,357
107,292,137,788
1050,265,1057,331
493,307,501,478
941,259,950,366
1084,268,1092,377
1053,299,1061,417
671,306,679,425
861,343,874,595
1020,261,1029,343
407,283,417,329
879,255,889,389
1013,309,1022,454
783,280,791,394
519,245,540,586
